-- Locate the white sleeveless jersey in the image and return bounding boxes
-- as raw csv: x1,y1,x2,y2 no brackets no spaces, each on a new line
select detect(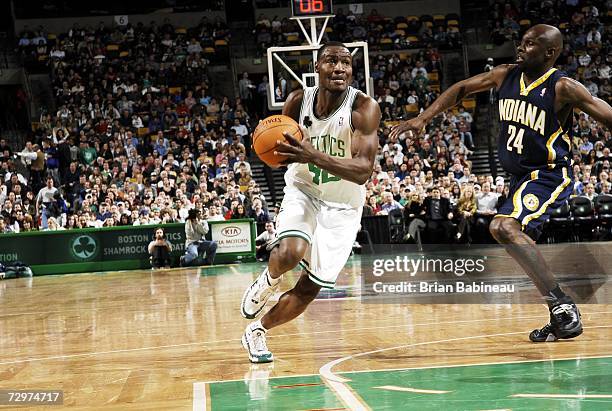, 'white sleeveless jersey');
284,86,365,209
